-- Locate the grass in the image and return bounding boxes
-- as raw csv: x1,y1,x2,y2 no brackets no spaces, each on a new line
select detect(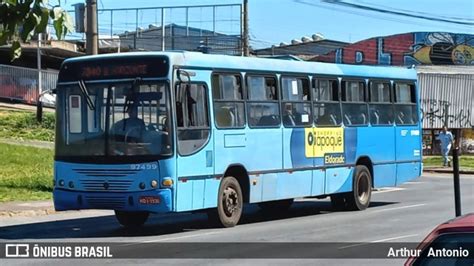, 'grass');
423,156,474,170
0,143,53,202
0,108,55,142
